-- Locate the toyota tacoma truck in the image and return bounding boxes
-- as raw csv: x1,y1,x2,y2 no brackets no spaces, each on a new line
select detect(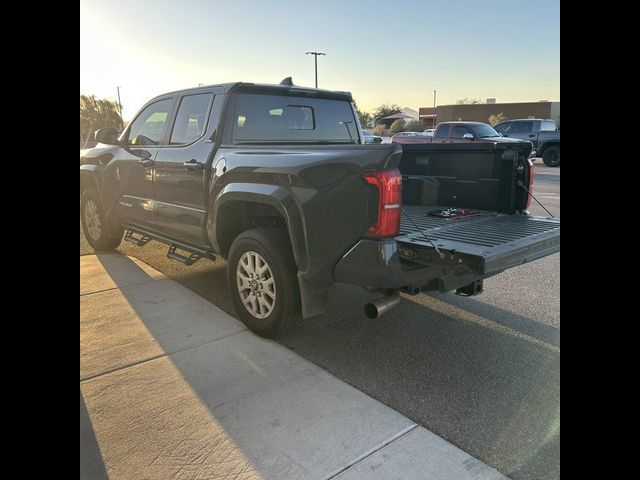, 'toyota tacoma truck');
80,79,560,338
494,119,560,167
